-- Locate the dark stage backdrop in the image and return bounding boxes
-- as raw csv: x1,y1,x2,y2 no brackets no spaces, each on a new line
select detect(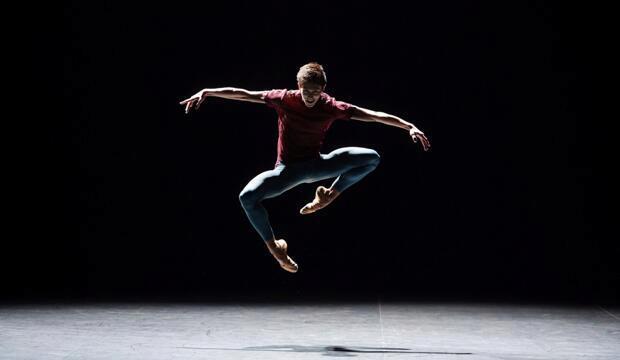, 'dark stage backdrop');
11,1,613,303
